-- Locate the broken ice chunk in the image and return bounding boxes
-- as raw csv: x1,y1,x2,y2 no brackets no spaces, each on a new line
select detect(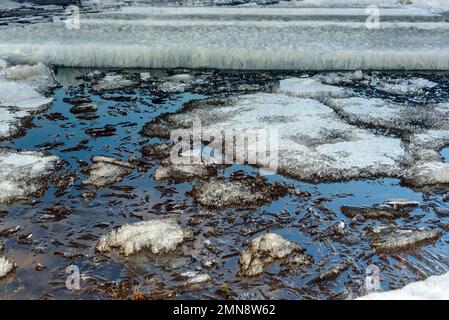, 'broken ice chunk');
180,271,212,285
82,156,133,188
279,77,348,99
154,161,218,182
0,62,57,139
91,74,137,92
0,148,60,204
238,233,311,277
382,199,419,209
0,256,16,278
4,62,58,94
190,176,289,209
96,219,191,256
372,229,441,254
341,205,408,220
0,81,52,110
160,94,406,182
404,162,449,187
375,77,437,96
